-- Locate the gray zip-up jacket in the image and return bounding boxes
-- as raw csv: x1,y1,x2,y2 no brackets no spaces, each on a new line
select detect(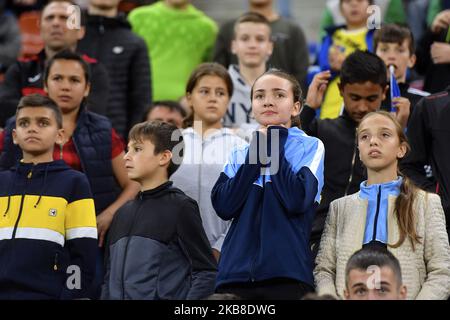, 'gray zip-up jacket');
101,182,217,300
